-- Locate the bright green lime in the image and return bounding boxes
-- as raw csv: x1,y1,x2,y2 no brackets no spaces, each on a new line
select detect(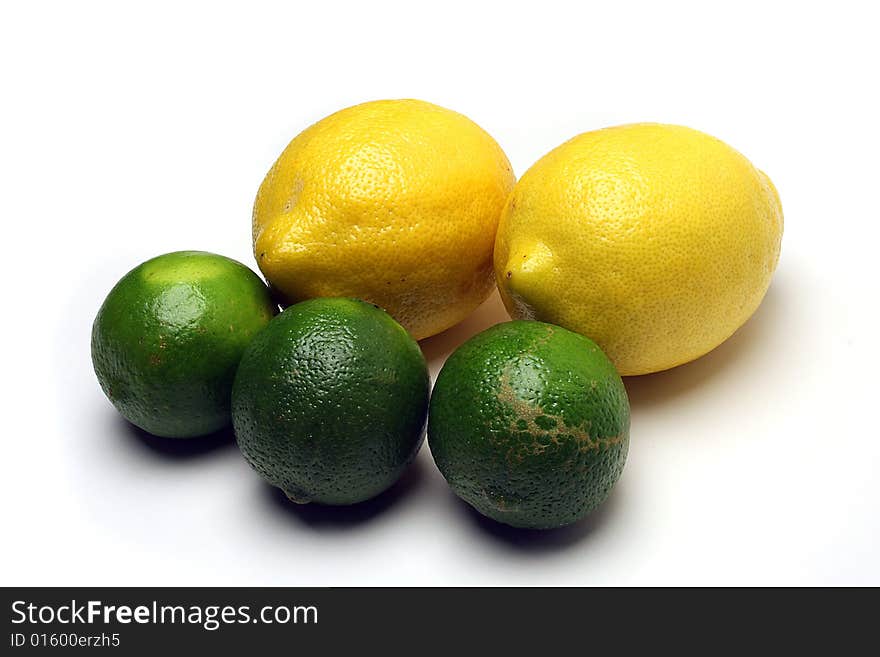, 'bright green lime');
428,320,630,529
232,297,429,505
91,251,276,438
